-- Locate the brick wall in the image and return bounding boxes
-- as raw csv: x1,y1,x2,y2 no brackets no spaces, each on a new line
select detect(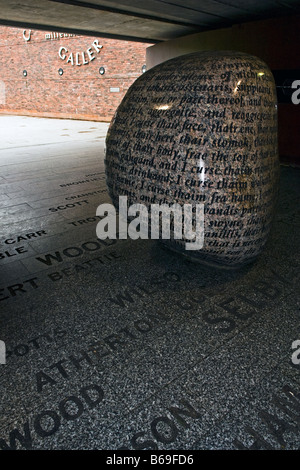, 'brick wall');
0,26,150,121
